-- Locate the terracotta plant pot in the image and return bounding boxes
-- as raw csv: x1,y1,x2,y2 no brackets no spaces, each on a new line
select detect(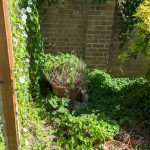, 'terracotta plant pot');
50,80,80,100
